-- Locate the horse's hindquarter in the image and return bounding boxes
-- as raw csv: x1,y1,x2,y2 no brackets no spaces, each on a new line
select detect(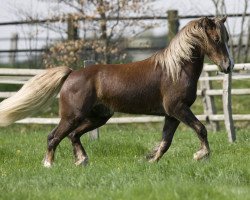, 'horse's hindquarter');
96,61,165,115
